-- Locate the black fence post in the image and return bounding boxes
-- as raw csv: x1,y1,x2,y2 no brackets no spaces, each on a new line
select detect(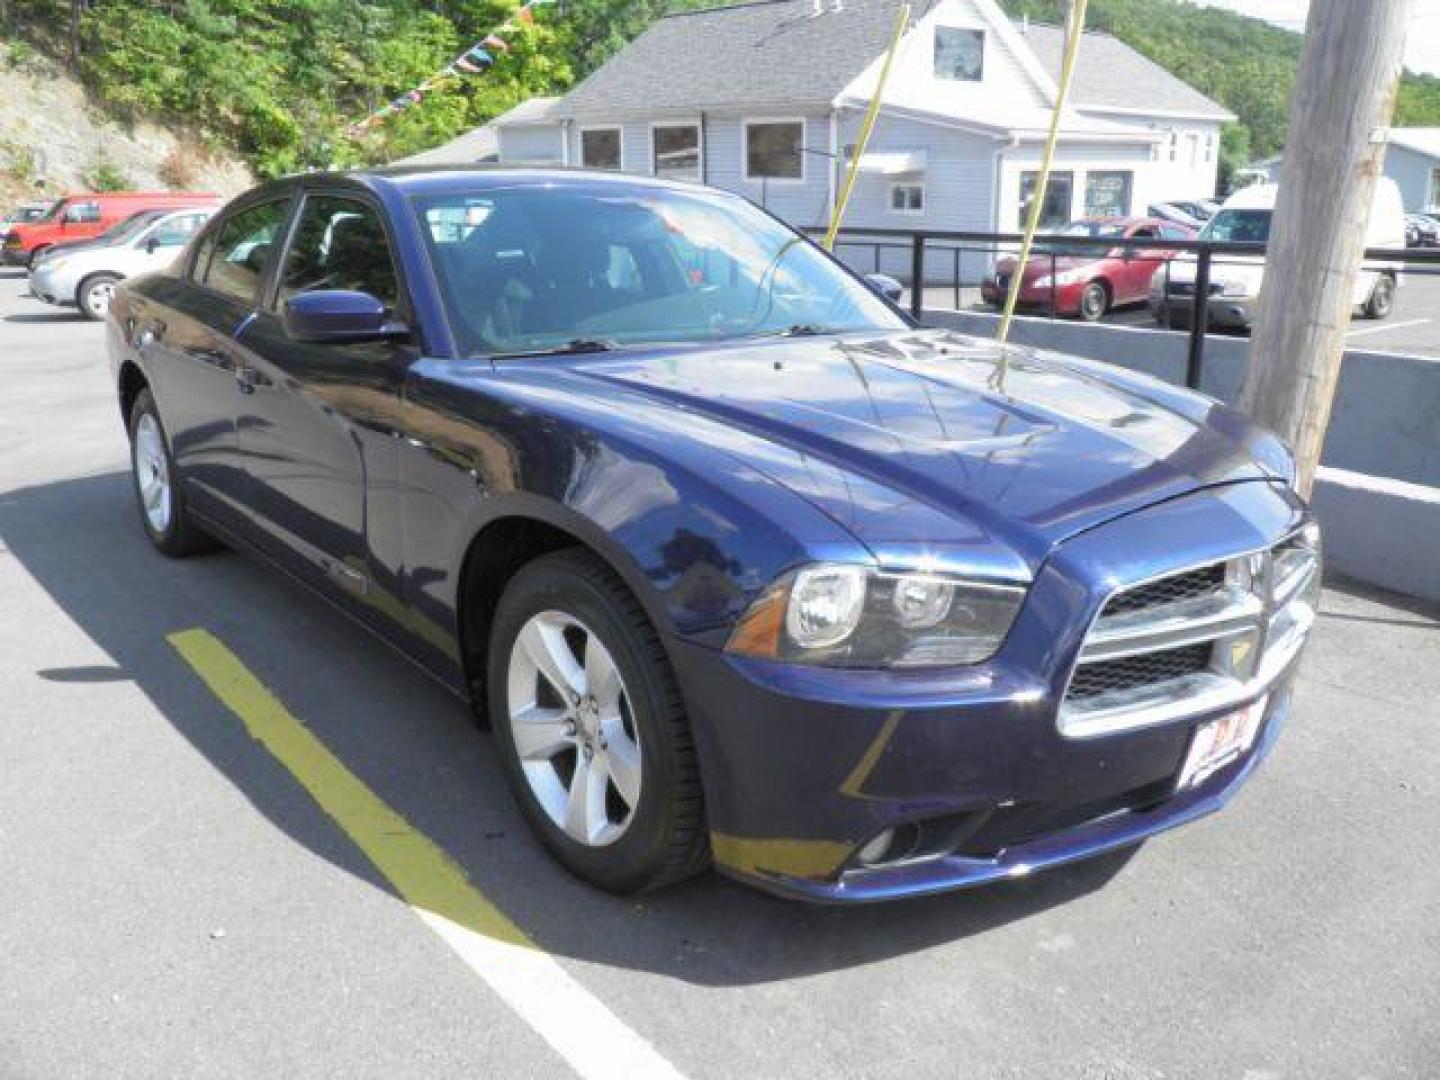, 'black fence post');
910,234,924,321
1186,246,1211,390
